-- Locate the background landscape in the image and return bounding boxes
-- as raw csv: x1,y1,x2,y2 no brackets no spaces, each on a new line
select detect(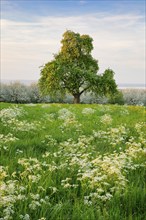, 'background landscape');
0,1,146,220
